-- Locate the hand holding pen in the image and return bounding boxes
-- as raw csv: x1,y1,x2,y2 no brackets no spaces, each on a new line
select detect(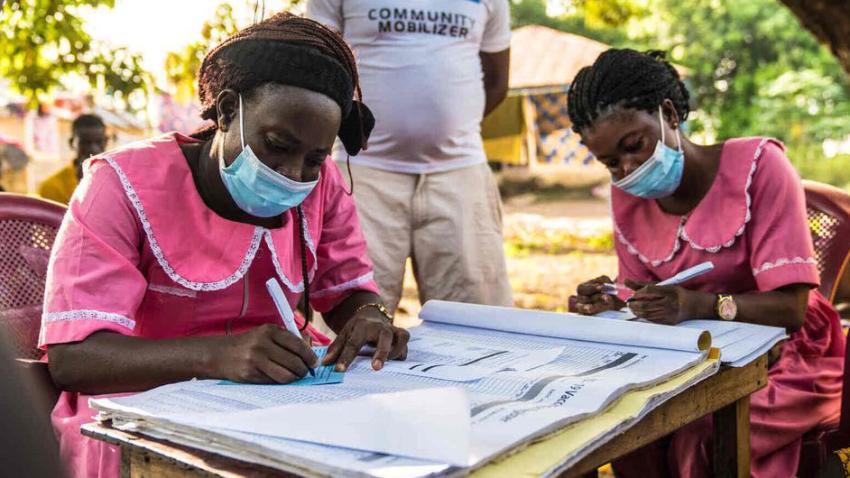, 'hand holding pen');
615,262,714,325
568,275,628,316
266,278,317,377
570,262,714,322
